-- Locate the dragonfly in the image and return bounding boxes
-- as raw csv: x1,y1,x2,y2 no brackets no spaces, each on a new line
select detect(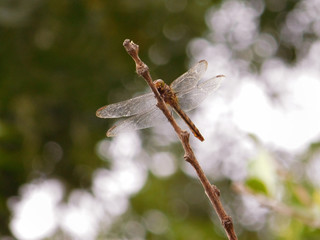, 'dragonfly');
96,60,225,141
